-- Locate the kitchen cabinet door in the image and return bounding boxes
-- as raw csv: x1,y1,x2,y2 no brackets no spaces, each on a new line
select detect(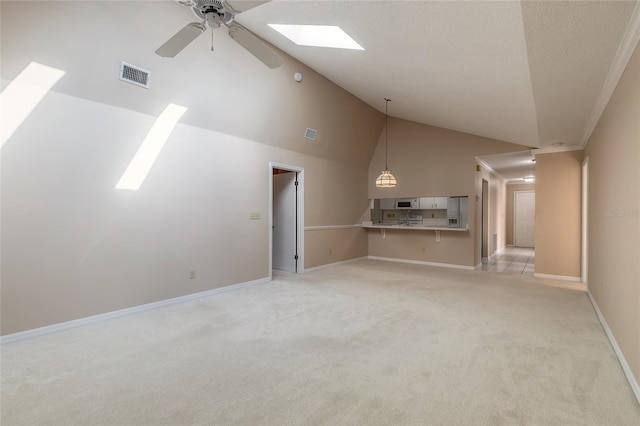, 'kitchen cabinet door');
419,197,433,209
380,198,396,209
434,197,448,209
420,197,448,209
